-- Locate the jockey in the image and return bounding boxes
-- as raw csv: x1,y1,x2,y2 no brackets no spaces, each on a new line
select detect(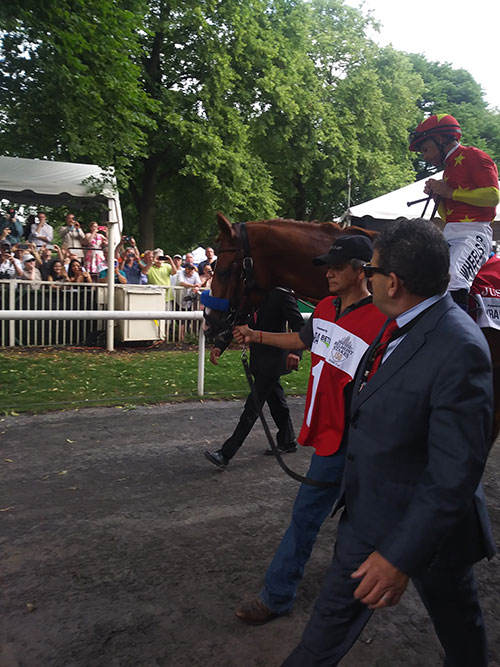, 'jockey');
409,113,499,309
